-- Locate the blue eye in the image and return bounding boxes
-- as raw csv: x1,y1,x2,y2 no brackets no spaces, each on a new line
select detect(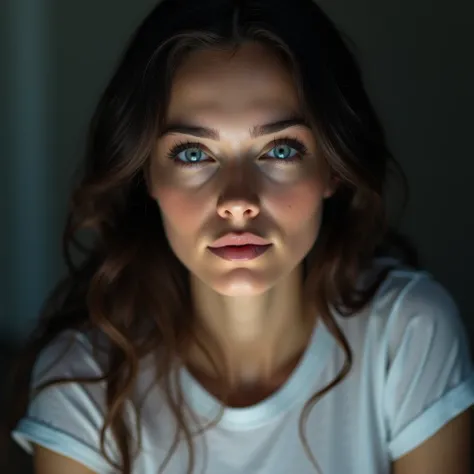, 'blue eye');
176,147,208,164
166,141,211,167
166,137,308,167
266,144,299,160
